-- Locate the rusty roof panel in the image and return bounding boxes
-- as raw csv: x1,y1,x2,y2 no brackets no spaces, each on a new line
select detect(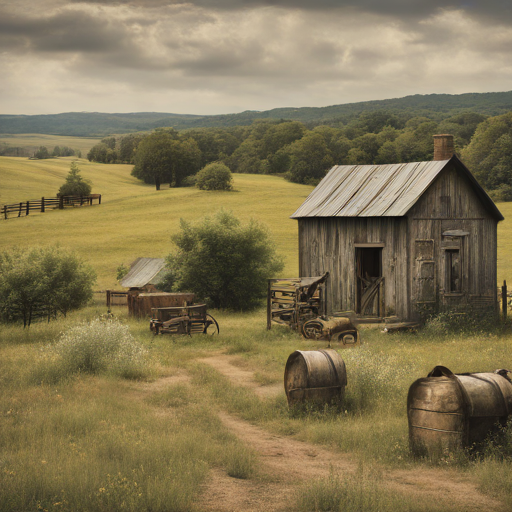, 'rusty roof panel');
291,160,450,218
120,258,167,288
